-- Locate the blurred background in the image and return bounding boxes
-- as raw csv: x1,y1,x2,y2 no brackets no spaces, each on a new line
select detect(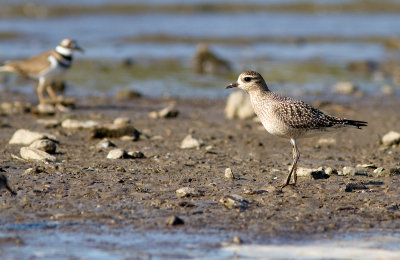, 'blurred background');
0,0,399,99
